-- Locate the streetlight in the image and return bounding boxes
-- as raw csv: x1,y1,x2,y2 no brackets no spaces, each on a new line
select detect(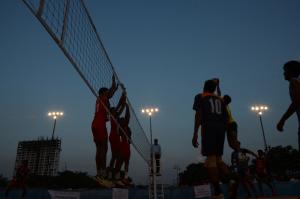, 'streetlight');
251,105,268,151
48,111,64,139
141,107,159,146
141,107,159,199
141,108,159,167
